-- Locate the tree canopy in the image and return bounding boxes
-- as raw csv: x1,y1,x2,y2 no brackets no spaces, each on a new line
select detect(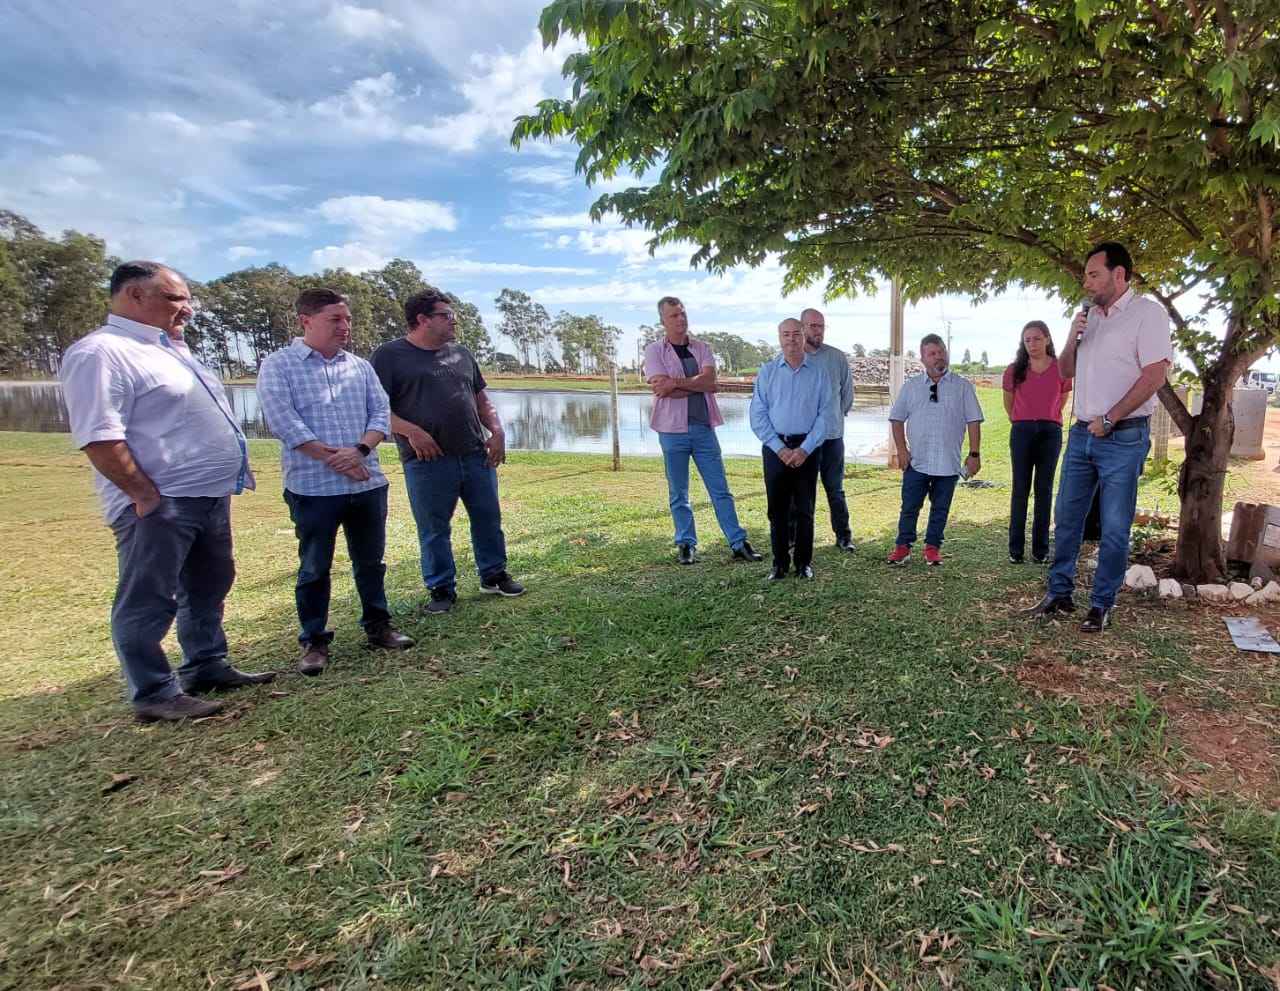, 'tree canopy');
516,0,1280,581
